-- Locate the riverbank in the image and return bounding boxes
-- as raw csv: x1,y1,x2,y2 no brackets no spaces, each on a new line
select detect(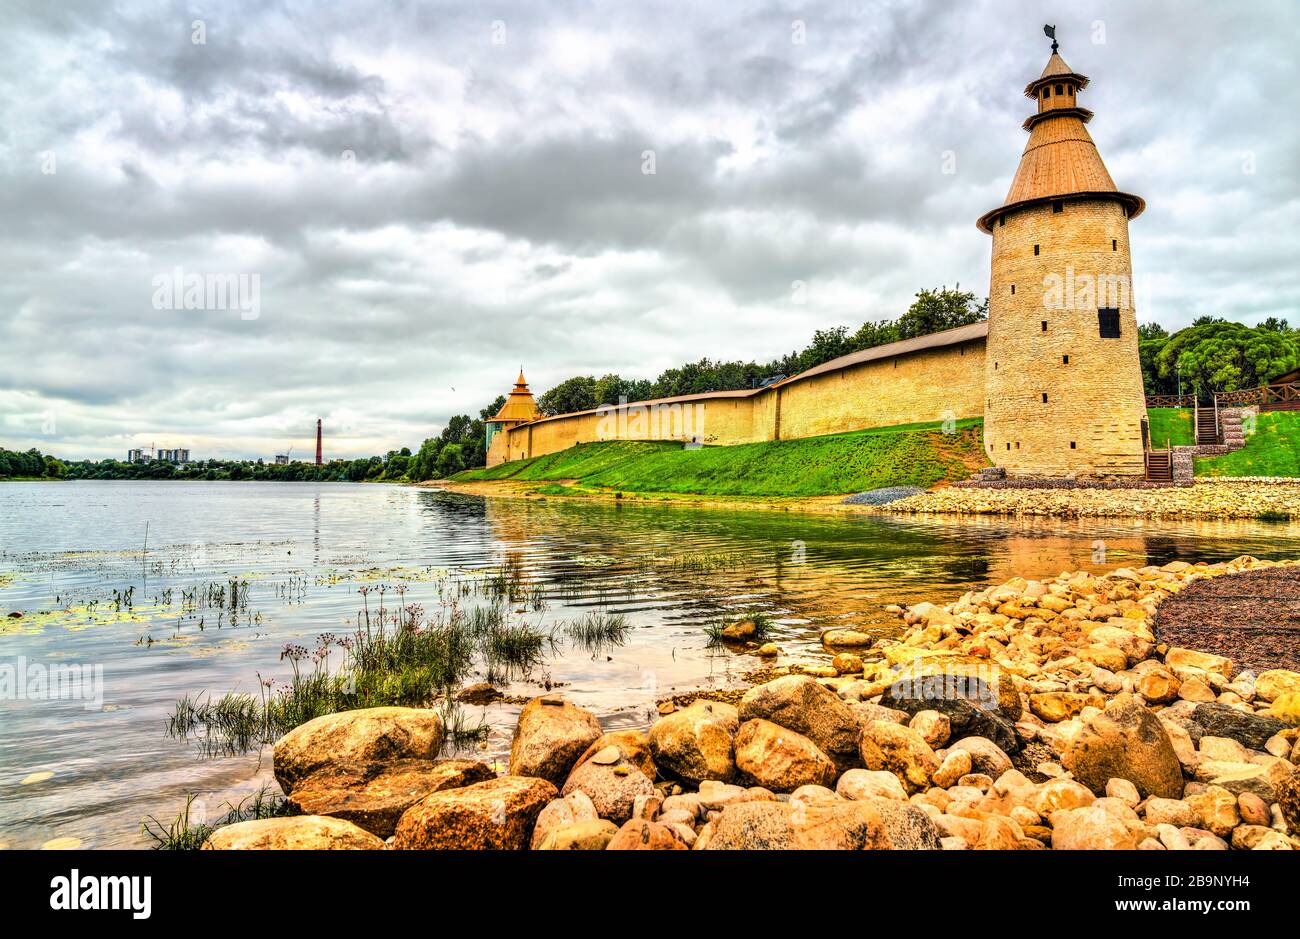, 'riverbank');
203,555,1300,850
430,476,1300,522
454,424,987,497
887,480,1300,520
